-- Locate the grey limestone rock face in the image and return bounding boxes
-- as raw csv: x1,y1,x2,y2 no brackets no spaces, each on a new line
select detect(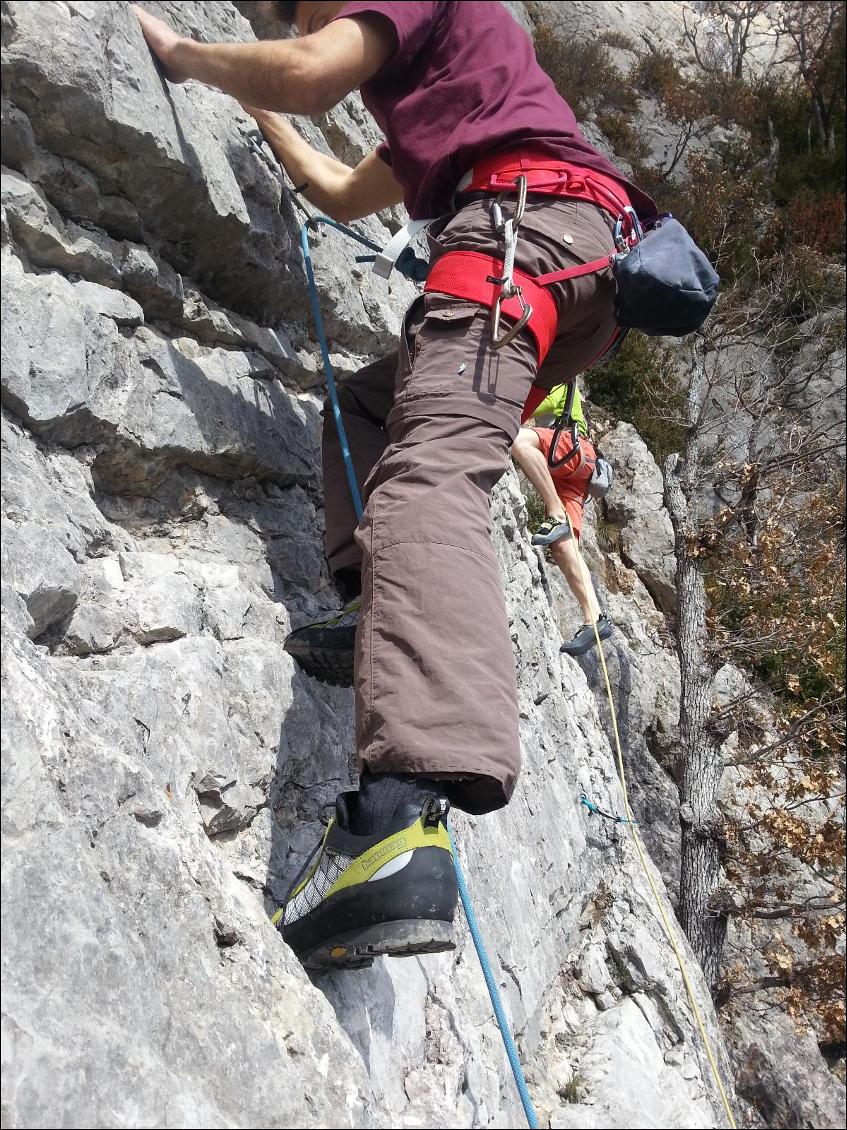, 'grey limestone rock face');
2,3,831,1129
543,421,683,895
599,422,677,615
728,1008,847,1130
